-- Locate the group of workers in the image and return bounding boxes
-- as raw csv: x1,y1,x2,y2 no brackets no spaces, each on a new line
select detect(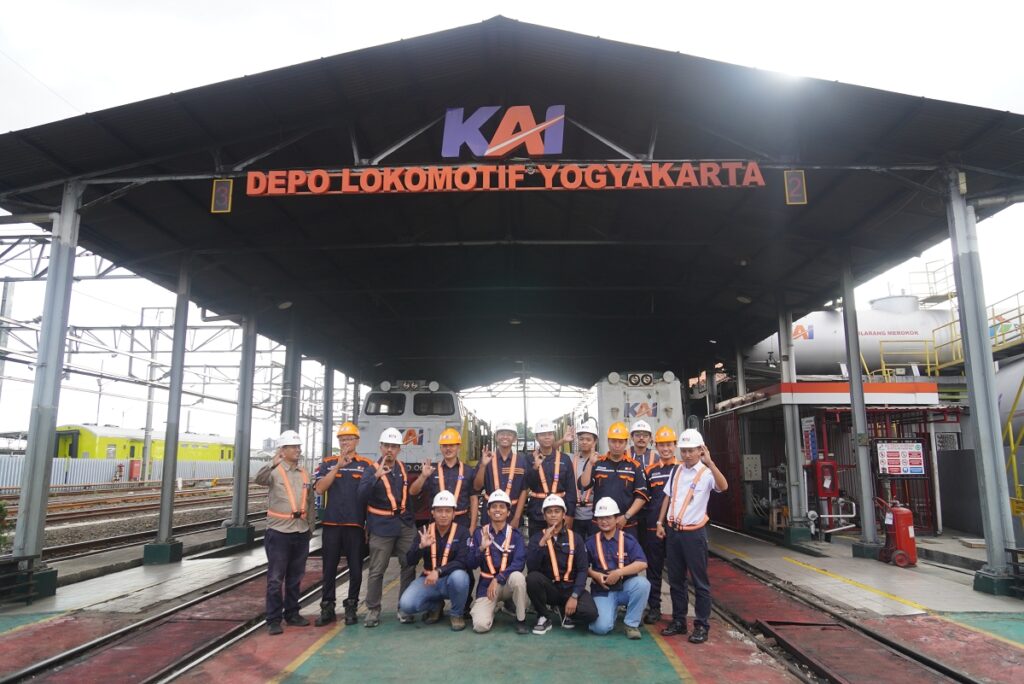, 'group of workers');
255,417,727,643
